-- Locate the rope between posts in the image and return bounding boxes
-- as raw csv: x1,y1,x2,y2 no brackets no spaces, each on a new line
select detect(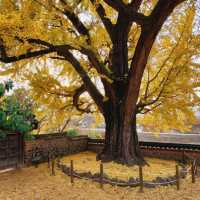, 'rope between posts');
66,170,178,186
72,173,139,186
57,162,191,187
58,162,139,186
144,180,176,186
